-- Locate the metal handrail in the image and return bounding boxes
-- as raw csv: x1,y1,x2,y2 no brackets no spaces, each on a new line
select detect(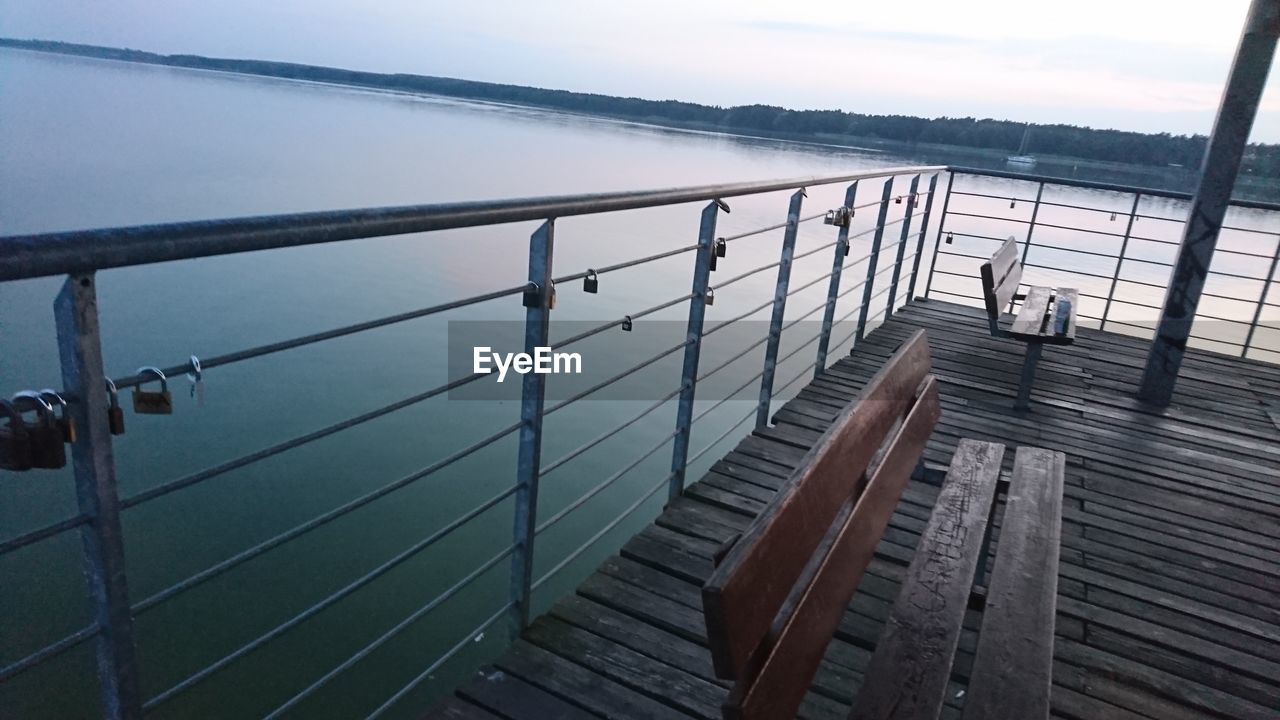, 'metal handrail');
928,168,1280,358
0,165,942,281
1,165,944,718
